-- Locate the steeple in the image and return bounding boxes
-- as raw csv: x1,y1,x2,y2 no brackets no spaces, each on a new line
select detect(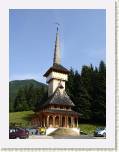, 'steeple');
53,26,61,65
44,25,69,96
